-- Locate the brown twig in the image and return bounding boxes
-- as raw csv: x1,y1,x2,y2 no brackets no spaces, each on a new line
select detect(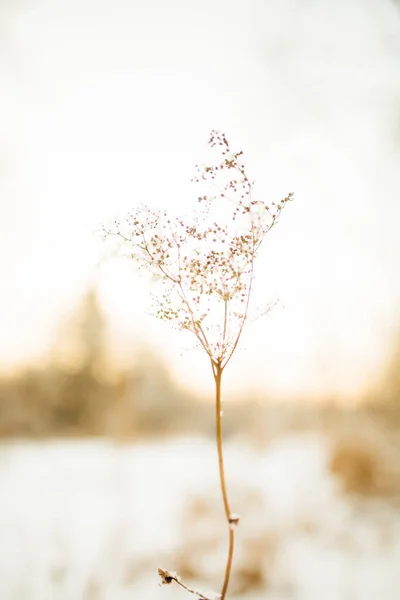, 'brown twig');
158,568,221,600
